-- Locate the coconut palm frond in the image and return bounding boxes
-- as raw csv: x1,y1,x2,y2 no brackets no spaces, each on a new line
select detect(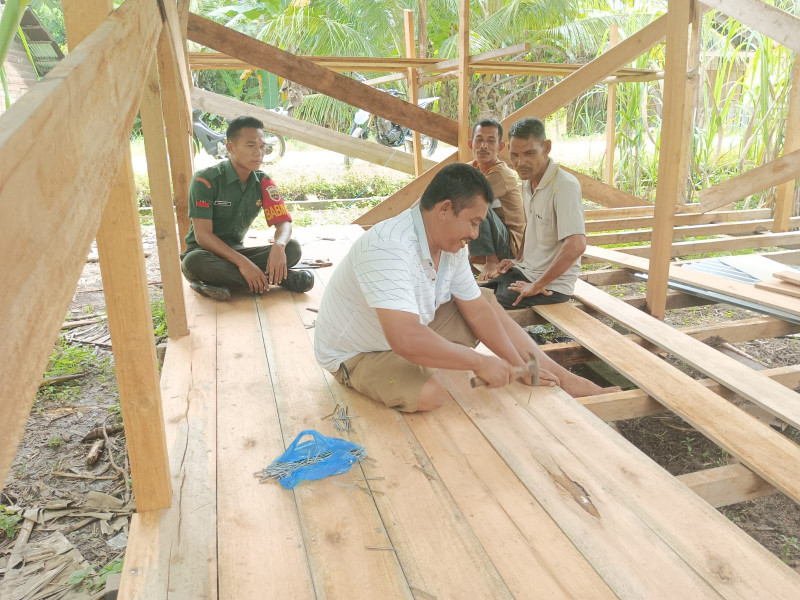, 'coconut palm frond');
292,93,355,132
